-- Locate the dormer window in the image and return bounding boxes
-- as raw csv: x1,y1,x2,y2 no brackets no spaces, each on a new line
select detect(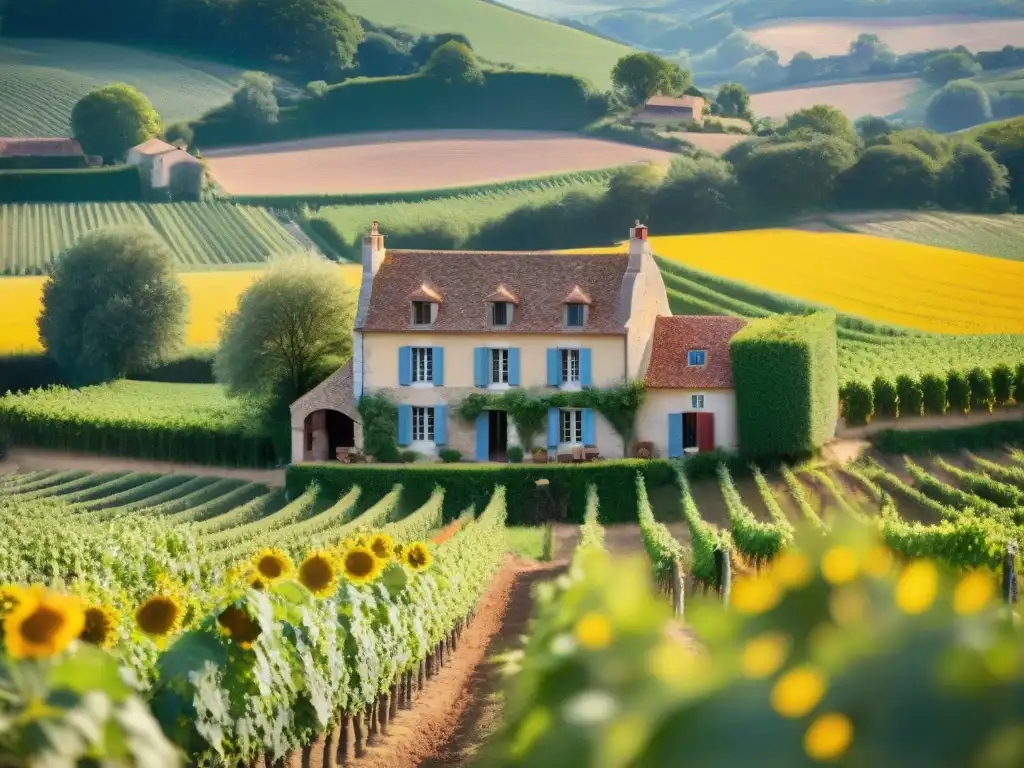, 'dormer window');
412,301,435,326
688,350,707,367
565,304,586,327
492,302,511,327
